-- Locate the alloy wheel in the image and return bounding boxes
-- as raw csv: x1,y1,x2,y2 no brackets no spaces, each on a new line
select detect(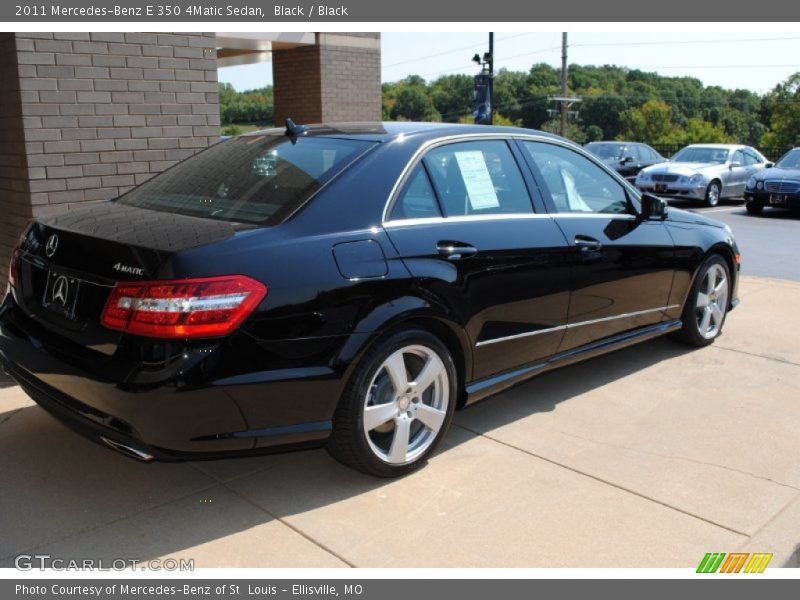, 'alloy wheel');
706,183,720,207
695,263,728,339
362,344,449,465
